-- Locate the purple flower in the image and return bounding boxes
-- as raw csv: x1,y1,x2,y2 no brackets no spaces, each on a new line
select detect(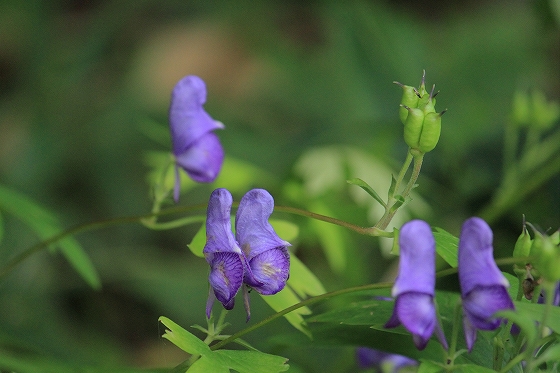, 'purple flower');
458,217,515,351
385,220,448,350
169,75,224,202
356,347,417,372
203,188,290,319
